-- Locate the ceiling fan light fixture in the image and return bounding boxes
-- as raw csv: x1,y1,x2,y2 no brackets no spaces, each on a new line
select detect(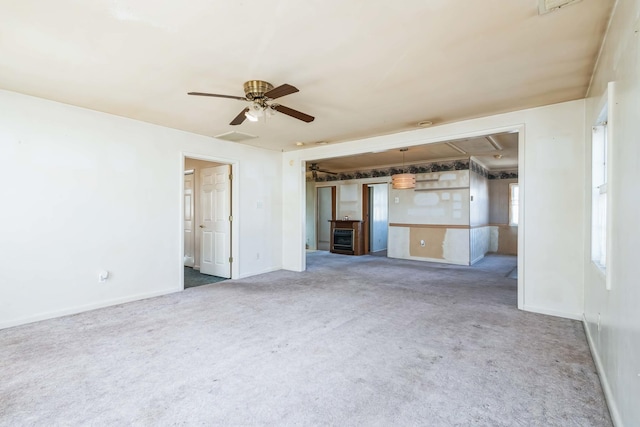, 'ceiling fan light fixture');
244,110,259,122
245,103,266,122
